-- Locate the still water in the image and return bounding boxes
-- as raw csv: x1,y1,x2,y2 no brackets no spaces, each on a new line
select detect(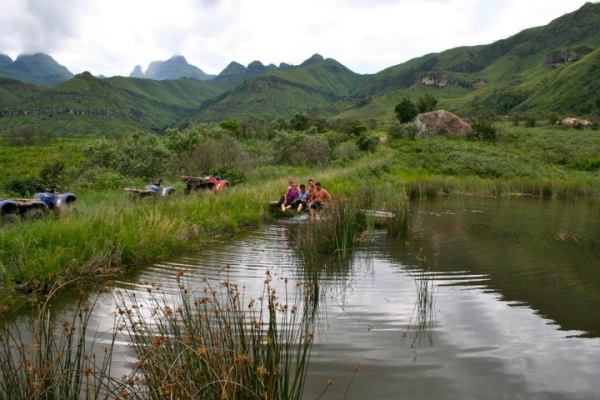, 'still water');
46,197,600,399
